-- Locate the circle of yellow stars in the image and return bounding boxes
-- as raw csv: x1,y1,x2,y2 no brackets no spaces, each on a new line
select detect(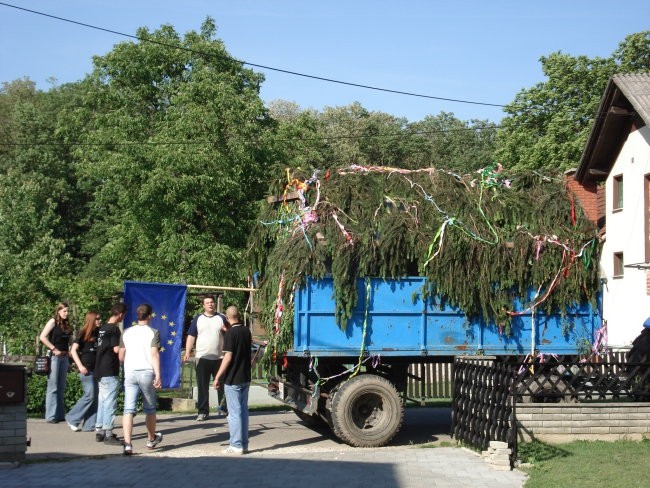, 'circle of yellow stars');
131,311,178,353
